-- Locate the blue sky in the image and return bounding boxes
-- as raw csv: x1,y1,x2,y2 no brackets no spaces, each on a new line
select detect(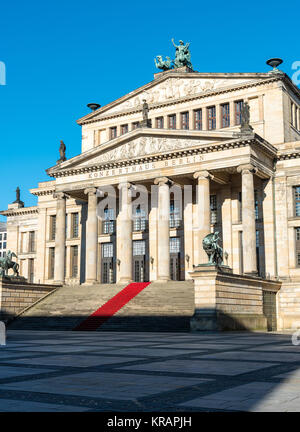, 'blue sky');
0,0,299,219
